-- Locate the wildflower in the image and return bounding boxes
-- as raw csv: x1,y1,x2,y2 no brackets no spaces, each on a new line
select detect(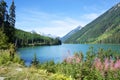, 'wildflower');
104,58,109,71
93,58,103,70
114,59,120,70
